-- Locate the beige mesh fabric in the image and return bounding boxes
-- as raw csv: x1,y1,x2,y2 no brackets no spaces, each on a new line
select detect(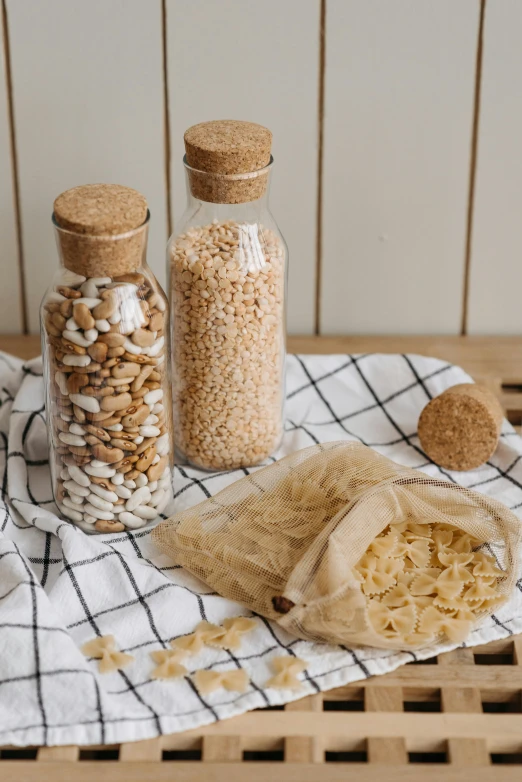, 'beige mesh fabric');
152,442,522,651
